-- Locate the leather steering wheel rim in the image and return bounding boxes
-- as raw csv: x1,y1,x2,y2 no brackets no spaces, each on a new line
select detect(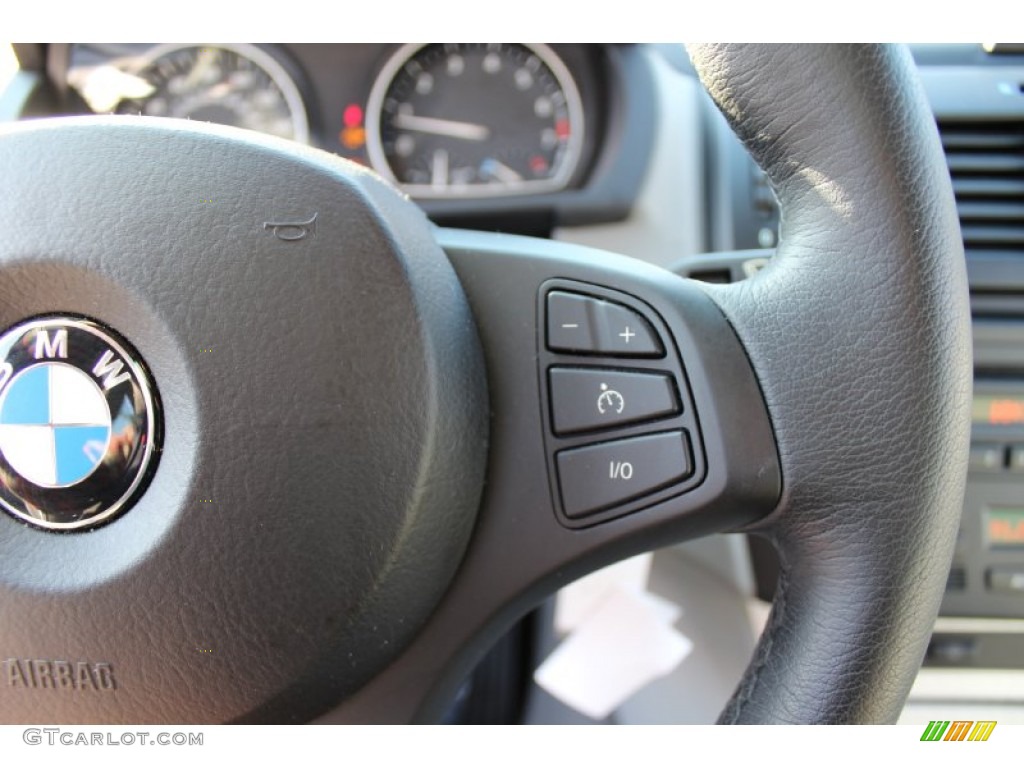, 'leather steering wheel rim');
0,43,970,725
689,44,972,723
